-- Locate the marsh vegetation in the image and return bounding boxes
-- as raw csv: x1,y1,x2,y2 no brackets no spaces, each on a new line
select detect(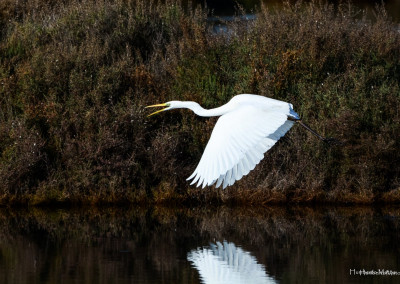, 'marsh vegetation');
0,0,399,204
